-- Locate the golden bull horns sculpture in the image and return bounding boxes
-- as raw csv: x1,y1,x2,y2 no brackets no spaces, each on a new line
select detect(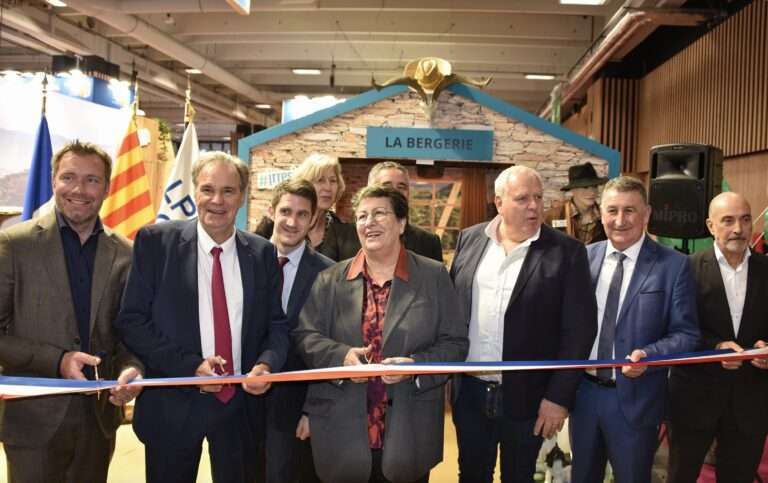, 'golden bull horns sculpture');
372,57,492,122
